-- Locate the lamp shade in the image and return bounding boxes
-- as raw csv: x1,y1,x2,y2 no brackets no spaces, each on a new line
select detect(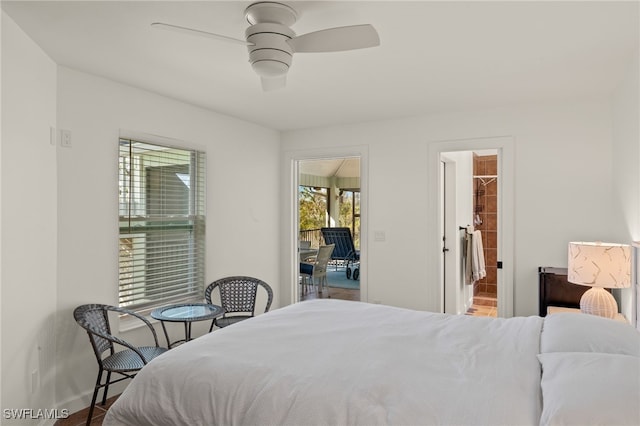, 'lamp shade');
568,242,631,289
